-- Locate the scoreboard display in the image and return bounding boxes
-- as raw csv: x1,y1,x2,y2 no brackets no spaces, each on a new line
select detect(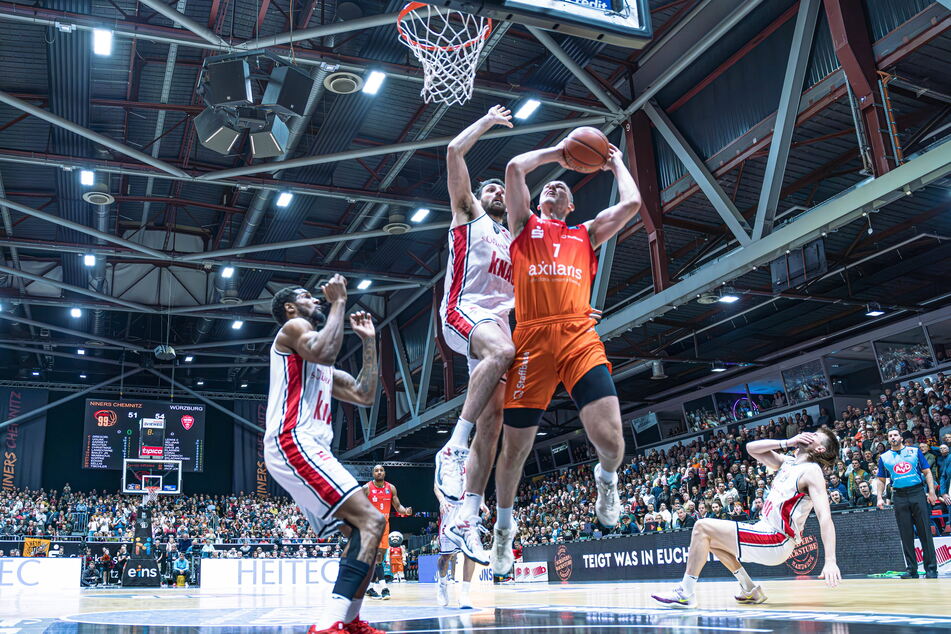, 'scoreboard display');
82,399,206,471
